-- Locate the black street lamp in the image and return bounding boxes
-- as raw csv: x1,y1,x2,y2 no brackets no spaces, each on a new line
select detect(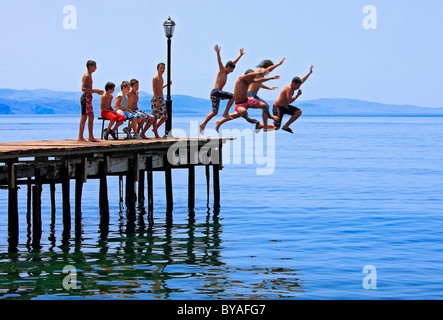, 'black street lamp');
163,17,175,137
